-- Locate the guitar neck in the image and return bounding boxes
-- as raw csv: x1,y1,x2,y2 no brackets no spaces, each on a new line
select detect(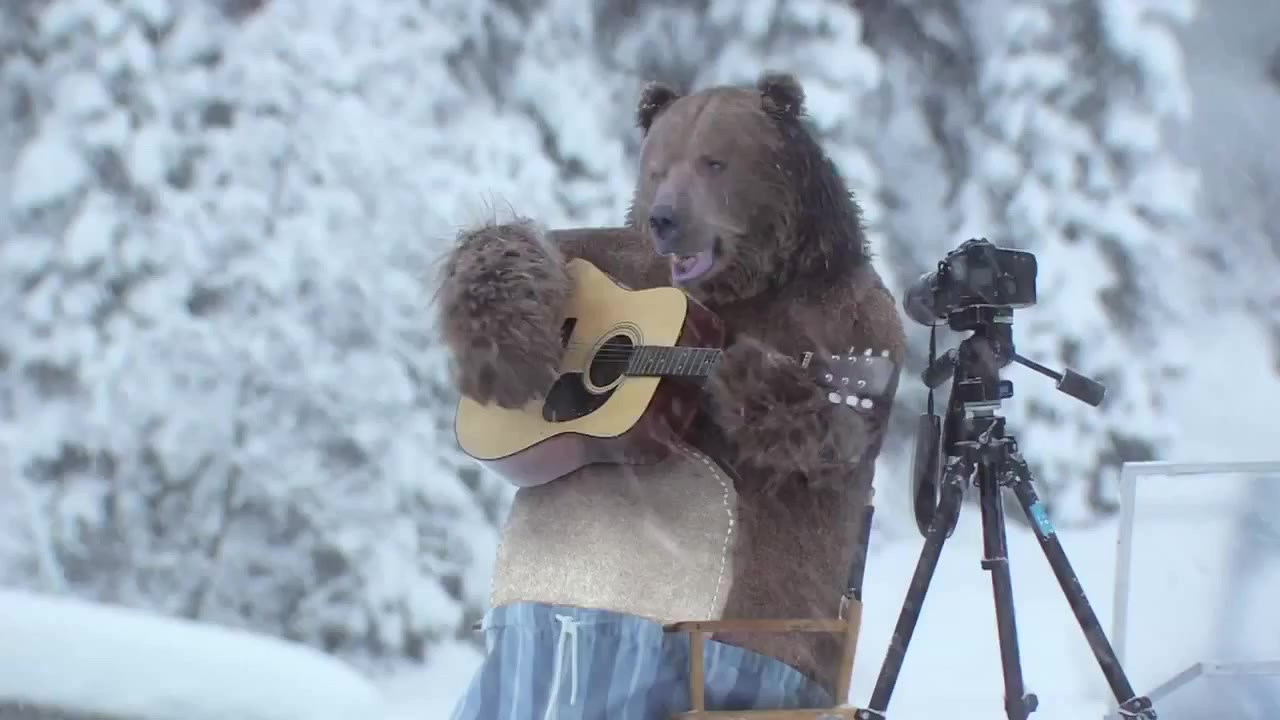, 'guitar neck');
625,345,723,379
624,344,896,406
